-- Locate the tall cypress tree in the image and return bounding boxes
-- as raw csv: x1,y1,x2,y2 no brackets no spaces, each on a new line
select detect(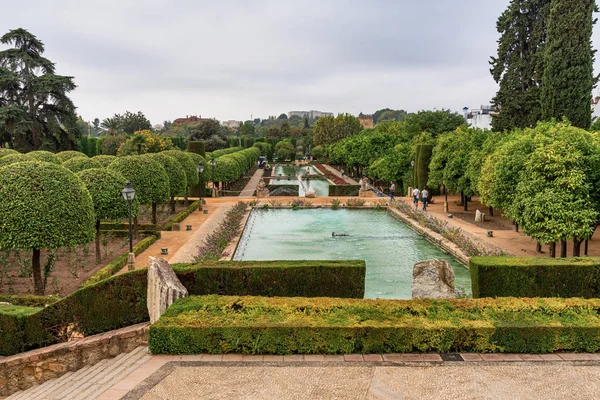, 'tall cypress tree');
541,0,598,129
490,0,551,132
